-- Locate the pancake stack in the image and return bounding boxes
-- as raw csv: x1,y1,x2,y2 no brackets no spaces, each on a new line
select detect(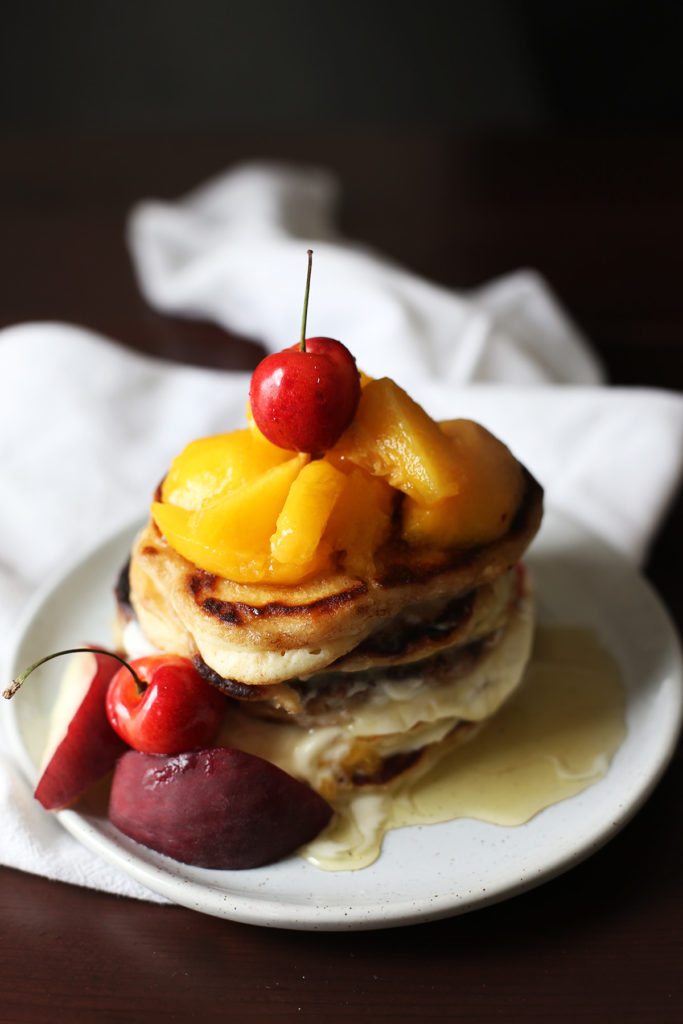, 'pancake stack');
118,462,543,800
